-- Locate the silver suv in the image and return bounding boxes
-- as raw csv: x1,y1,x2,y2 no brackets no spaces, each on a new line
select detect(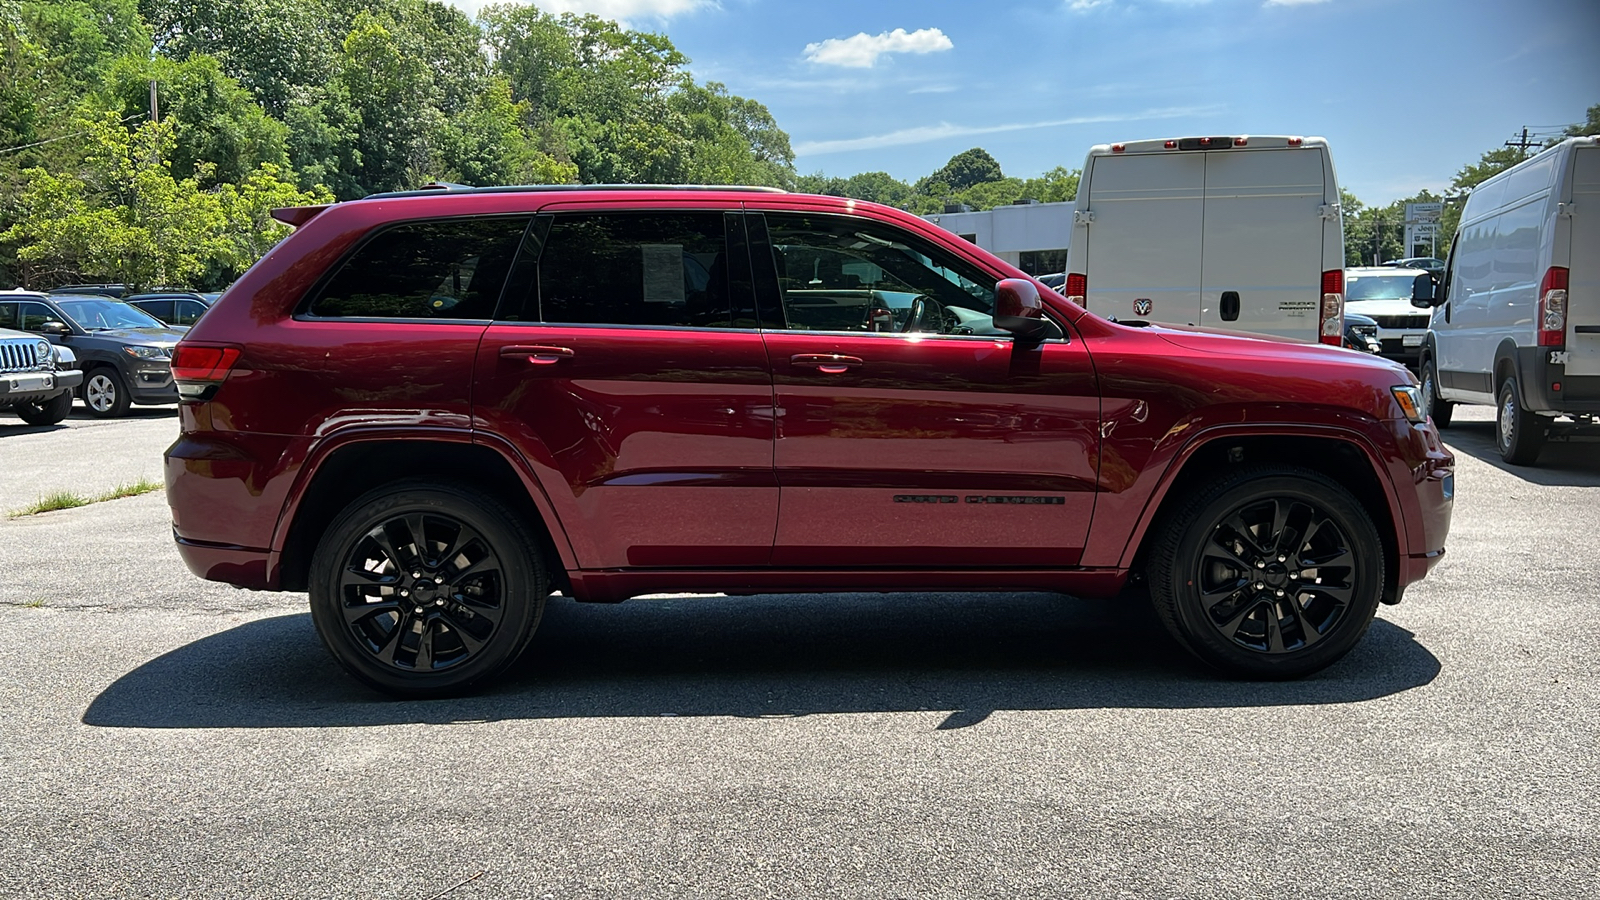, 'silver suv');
0,326,81,425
